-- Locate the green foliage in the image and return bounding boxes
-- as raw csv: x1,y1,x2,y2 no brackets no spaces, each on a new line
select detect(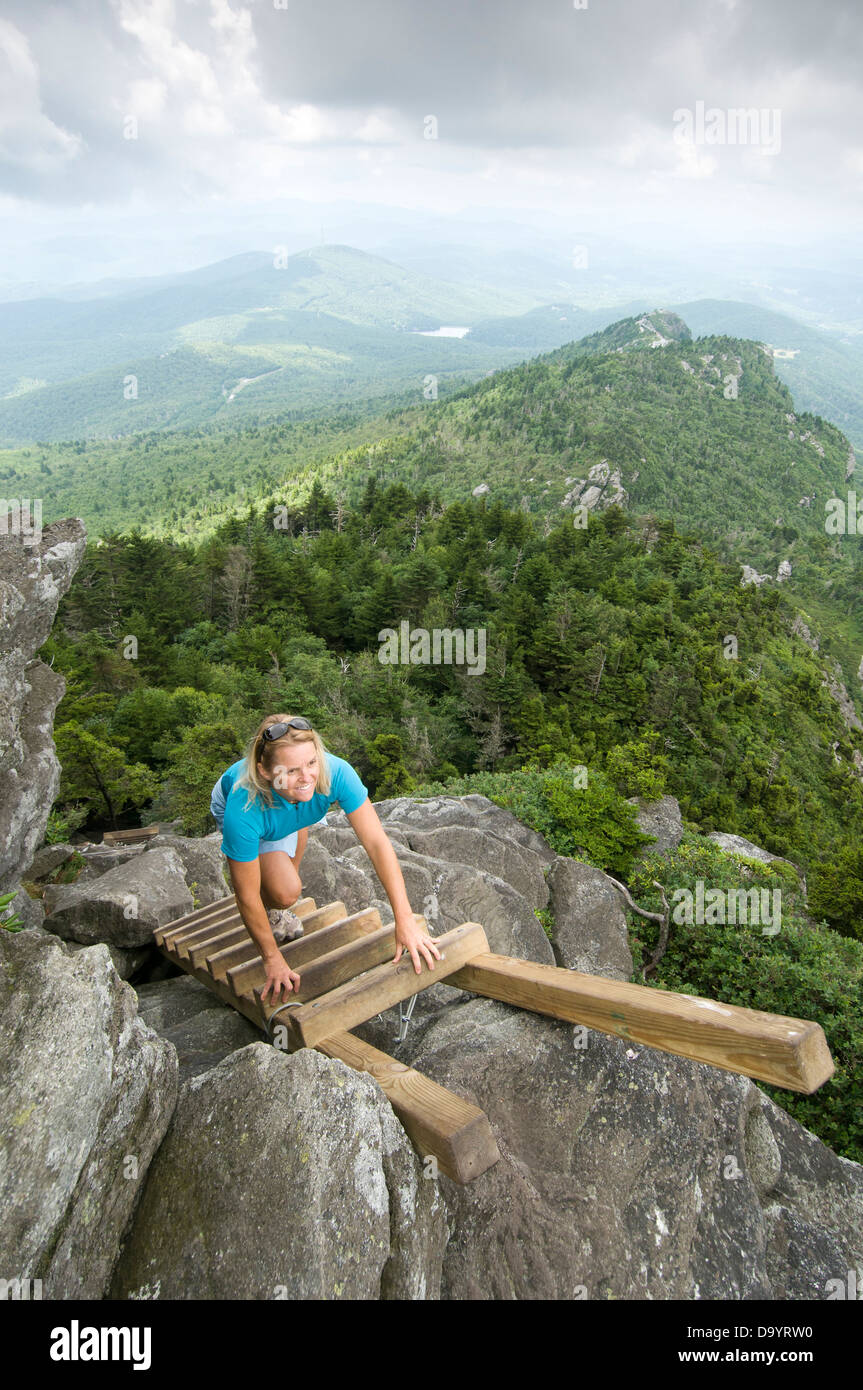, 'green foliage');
540,768,654,877
162,721,246,836
626,837,863,1162
54,721,159,826
43,804,89,844
0,890,25,933
808,843,863,941
604,729,670,800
